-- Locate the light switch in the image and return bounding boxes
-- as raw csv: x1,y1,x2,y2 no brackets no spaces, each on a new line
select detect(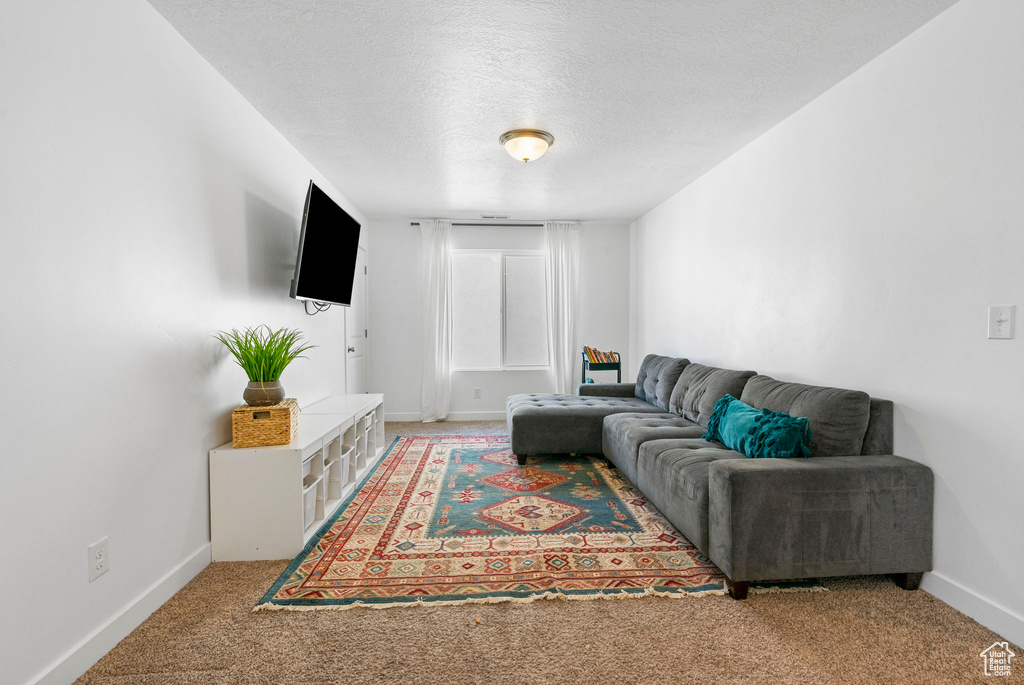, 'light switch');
988,305,1015,339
